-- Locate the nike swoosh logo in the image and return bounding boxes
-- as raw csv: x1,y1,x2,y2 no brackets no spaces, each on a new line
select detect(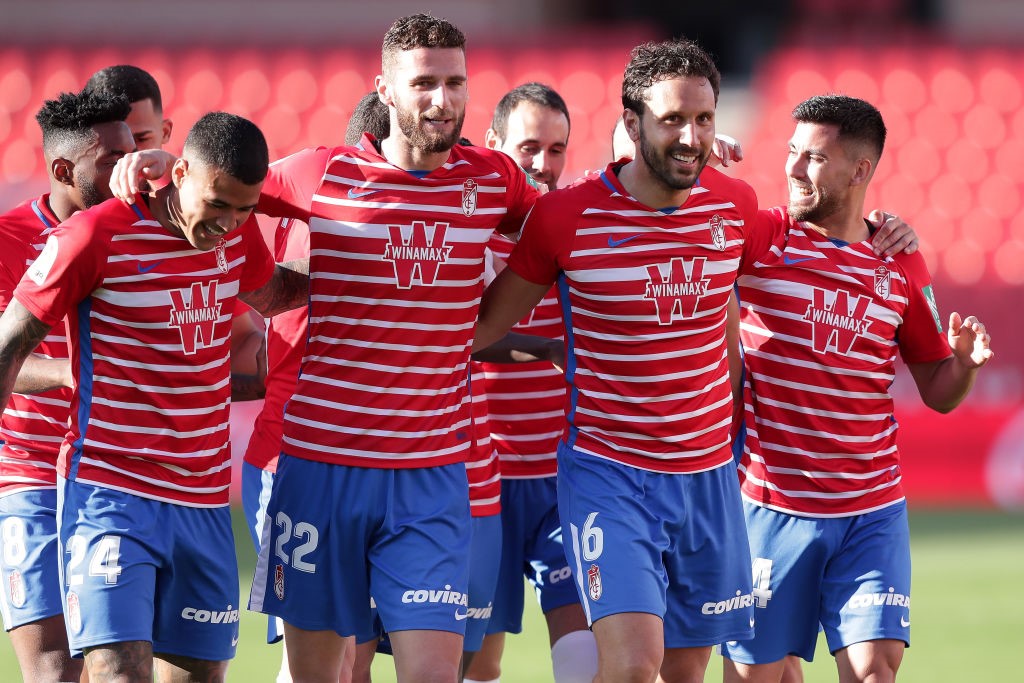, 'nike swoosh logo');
348,188,378,199
454,611,469,621
900,616,910,627
783,255,816,265
749,617,756,628
231,634,239,646
608,235,640,247
137,260,164,273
